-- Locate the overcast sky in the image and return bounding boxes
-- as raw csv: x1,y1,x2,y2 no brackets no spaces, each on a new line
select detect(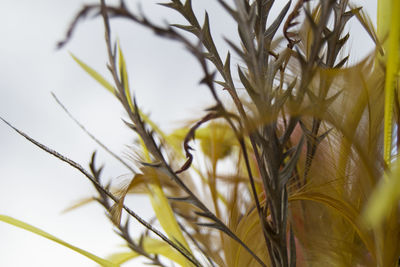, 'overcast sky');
0,1,377,266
